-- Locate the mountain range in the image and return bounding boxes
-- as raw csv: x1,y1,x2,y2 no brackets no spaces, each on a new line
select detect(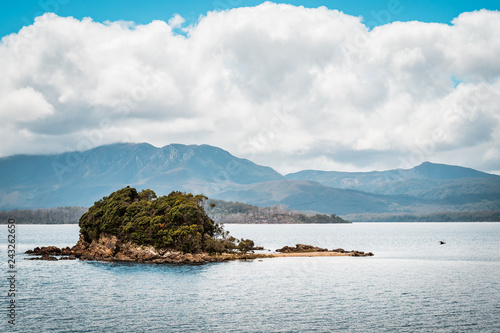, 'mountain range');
1,143,499,215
